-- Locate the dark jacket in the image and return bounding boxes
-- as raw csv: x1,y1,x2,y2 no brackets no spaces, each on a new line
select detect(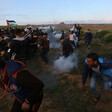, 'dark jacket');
84,32,92,41
9,38,27,61
0,60,44,104
62,38,74,57
60,32,65,40
40,37,49,49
